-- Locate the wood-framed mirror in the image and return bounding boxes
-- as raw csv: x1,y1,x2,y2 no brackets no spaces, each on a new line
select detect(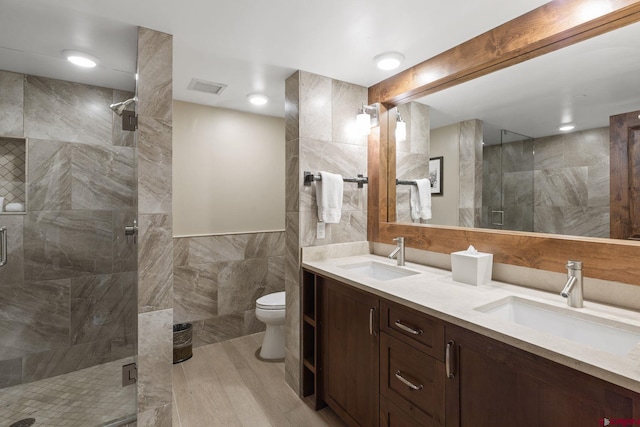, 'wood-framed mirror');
367,0,640,285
